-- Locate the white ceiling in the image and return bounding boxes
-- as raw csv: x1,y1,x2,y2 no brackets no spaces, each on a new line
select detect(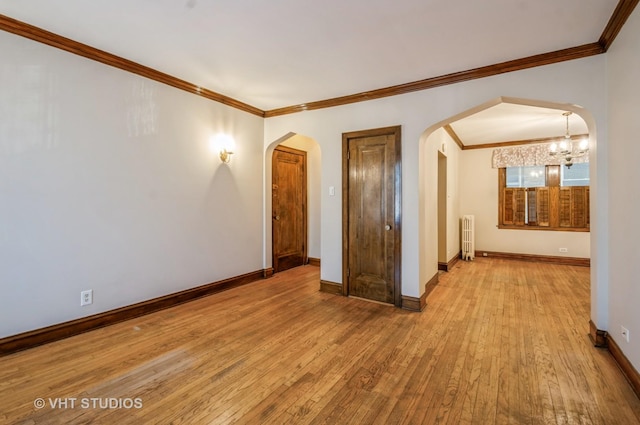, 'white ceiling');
0,0,619,113
450,103,589,147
